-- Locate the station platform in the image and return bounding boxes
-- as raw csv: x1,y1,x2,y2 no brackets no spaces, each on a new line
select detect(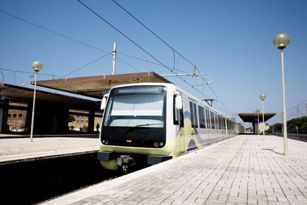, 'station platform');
41,135,307,205
0,137,99,164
